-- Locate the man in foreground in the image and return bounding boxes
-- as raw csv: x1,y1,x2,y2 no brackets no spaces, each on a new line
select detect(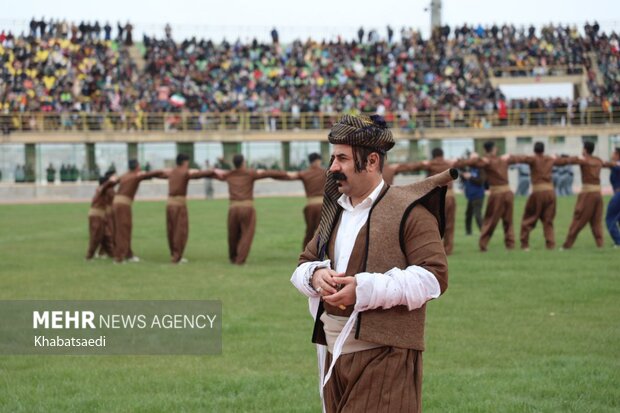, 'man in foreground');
291,114,454,412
